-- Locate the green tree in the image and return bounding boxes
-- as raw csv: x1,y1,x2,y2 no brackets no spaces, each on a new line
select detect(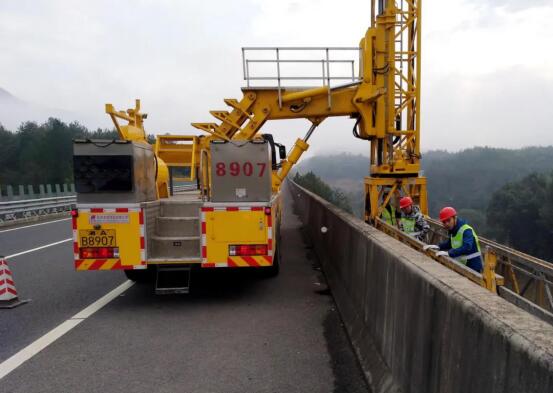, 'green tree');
293,171,353,214
486,172,552,260
0,118,119,188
